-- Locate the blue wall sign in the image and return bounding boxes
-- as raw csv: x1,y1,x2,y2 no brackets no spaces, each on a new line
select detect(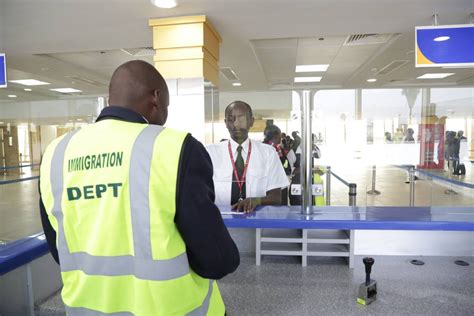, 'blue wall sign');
416,24,474,67
0,54,6,88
